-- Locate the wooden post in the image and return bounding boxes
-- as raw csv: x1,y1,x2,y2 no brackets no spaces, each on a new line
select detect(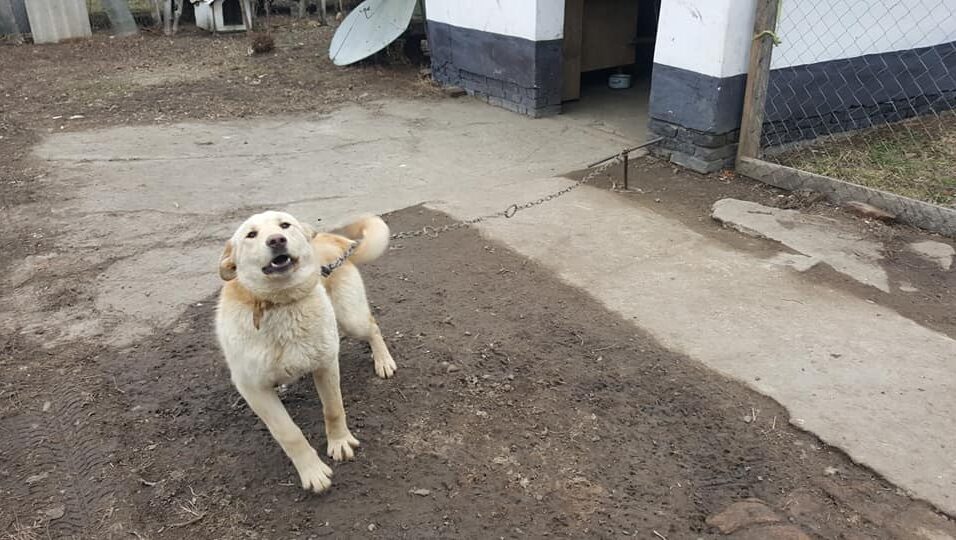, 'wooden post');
736,0,779,161
151,0,163,29
0,0,24,44
171,0,184,34
239,0,254,30
163,0,173,35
